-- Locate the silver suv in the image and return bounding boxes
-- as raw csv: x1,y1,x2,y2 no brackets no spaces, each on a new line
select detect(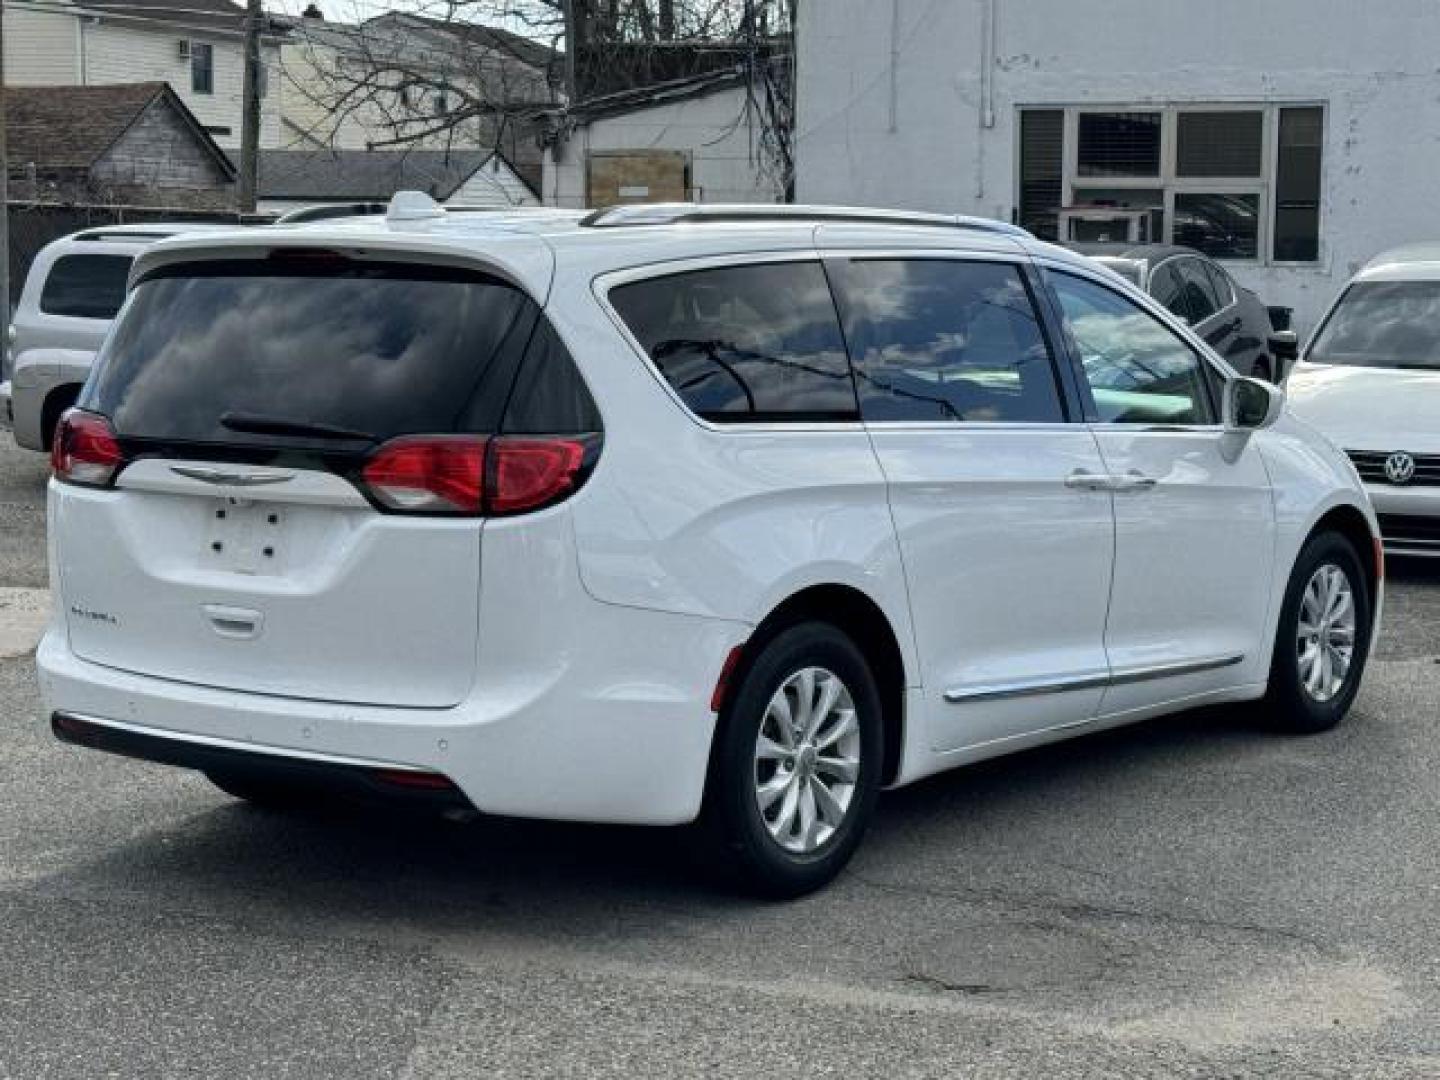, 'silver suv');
2,223,225,450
